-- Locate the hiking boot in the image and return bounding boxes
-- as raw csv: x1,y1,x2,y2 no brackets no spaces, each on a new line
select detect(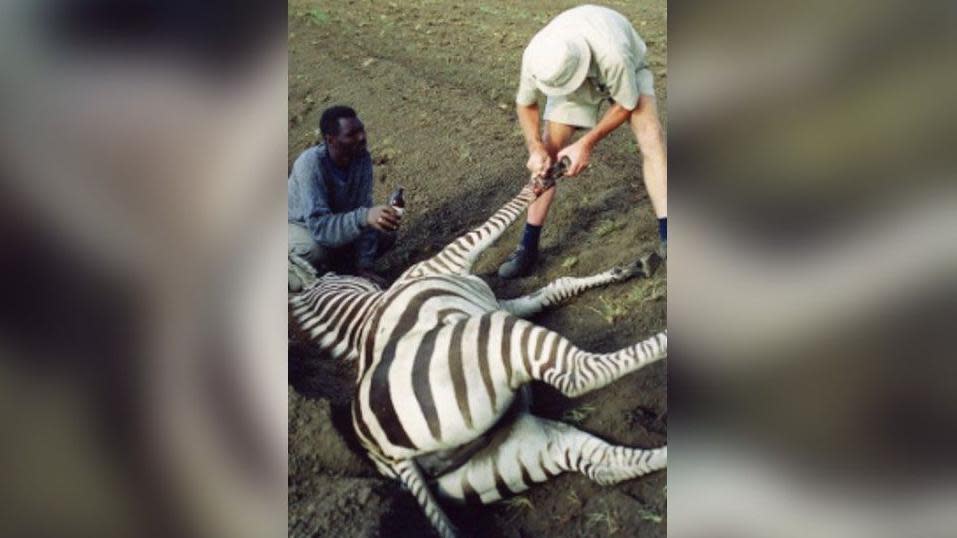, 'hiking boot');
498,247,538,279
